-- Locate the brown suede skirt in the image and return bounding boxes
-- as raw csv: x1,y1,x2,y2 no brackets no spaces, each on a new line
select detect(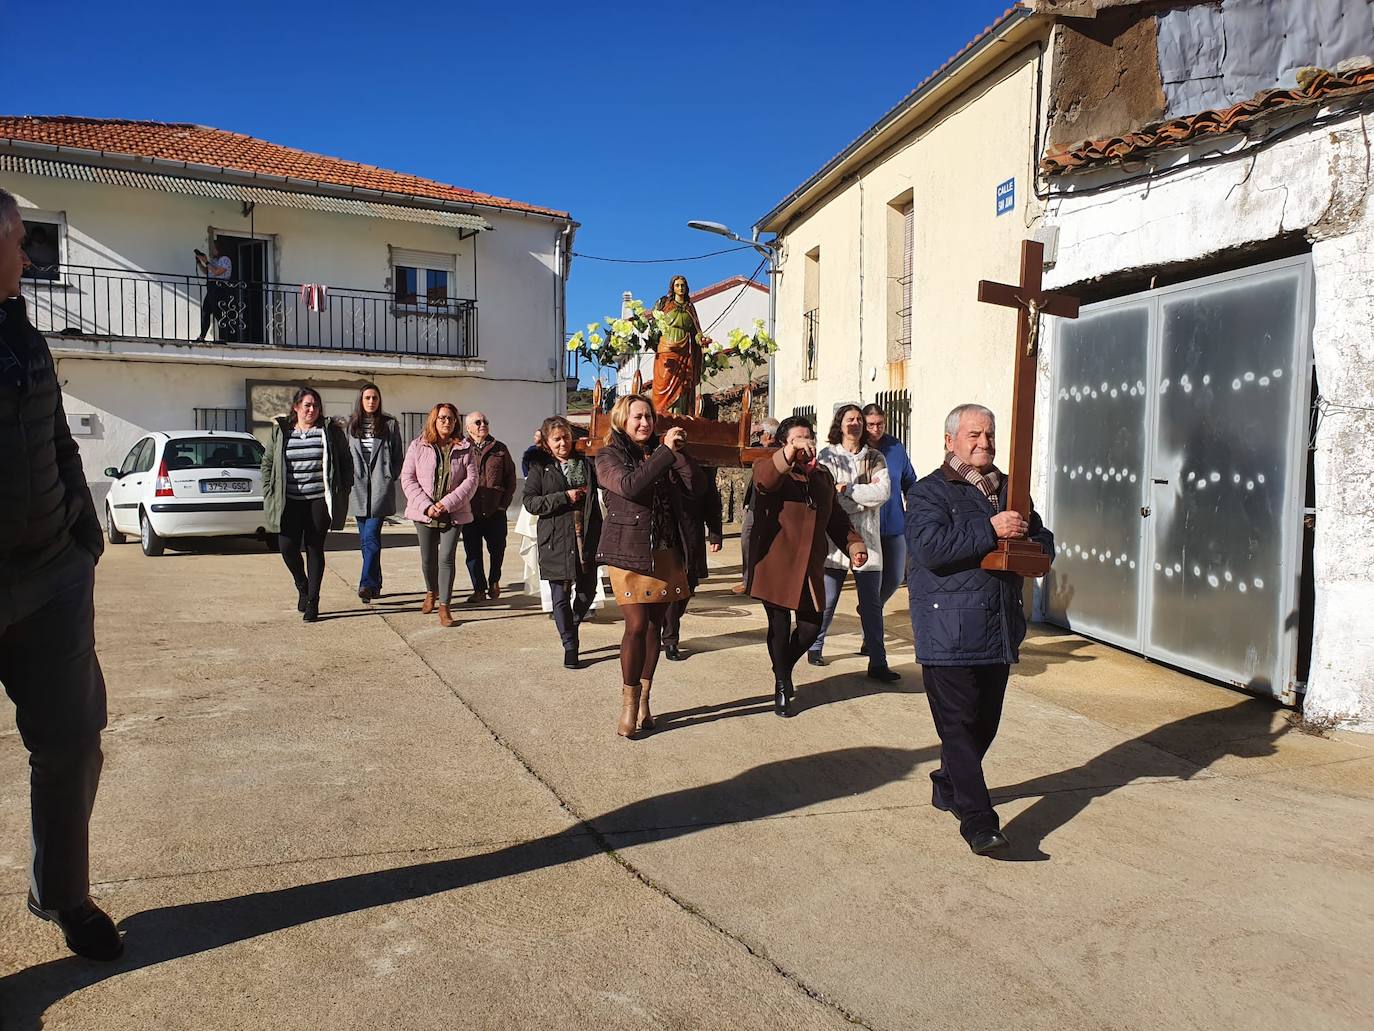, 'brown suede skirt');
608,549,692,606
